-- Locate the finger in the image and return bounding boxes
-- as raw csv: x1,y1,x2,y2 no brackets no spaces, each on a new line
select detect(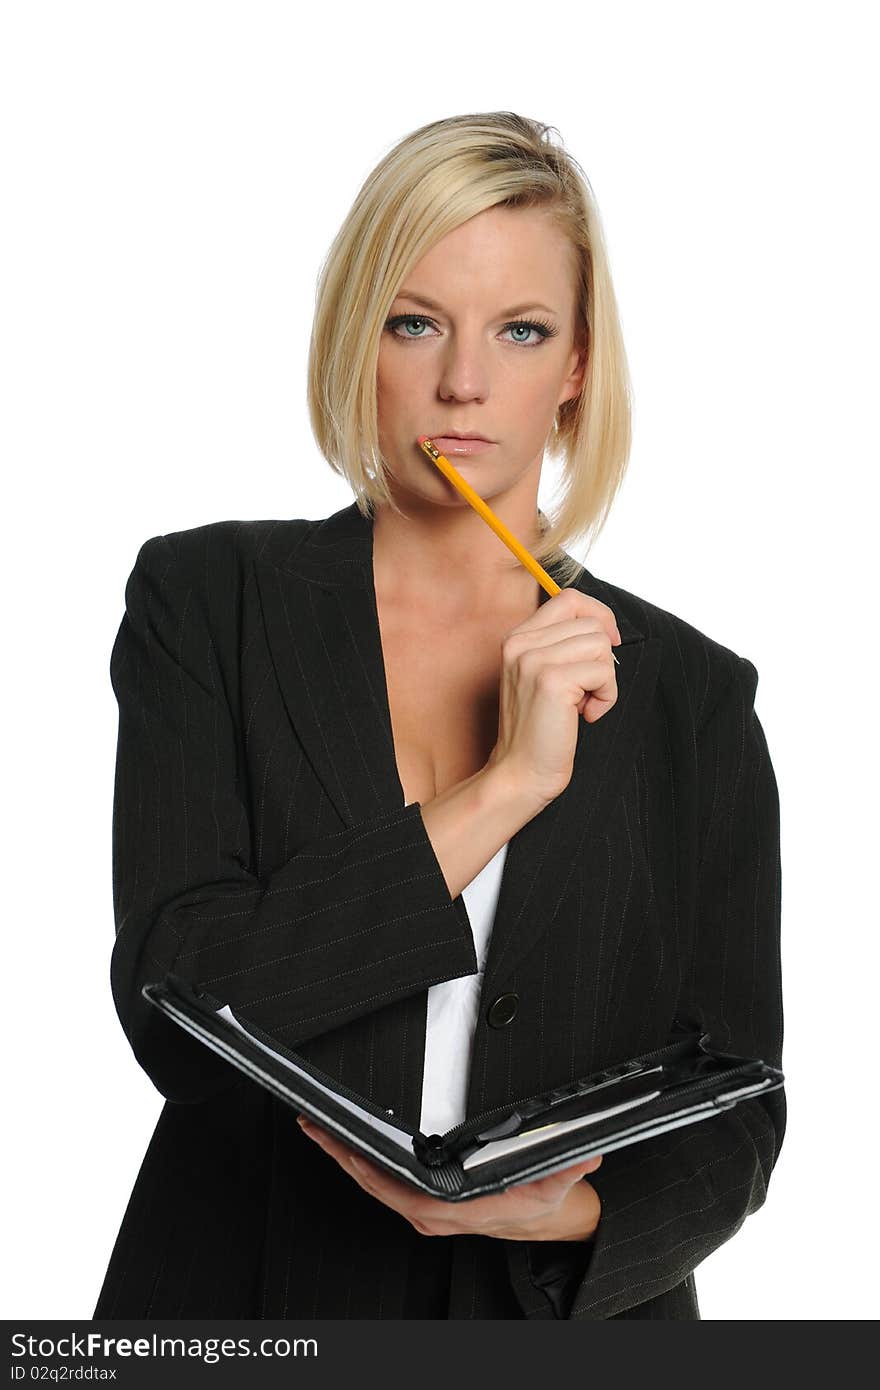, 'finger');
503,616,611,654
571,1154,603,1175
532,653,618,717
551,1155,602,1183
524,1154,604,1202
504,624,620,713
519,627,618,668
506,588,621,644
